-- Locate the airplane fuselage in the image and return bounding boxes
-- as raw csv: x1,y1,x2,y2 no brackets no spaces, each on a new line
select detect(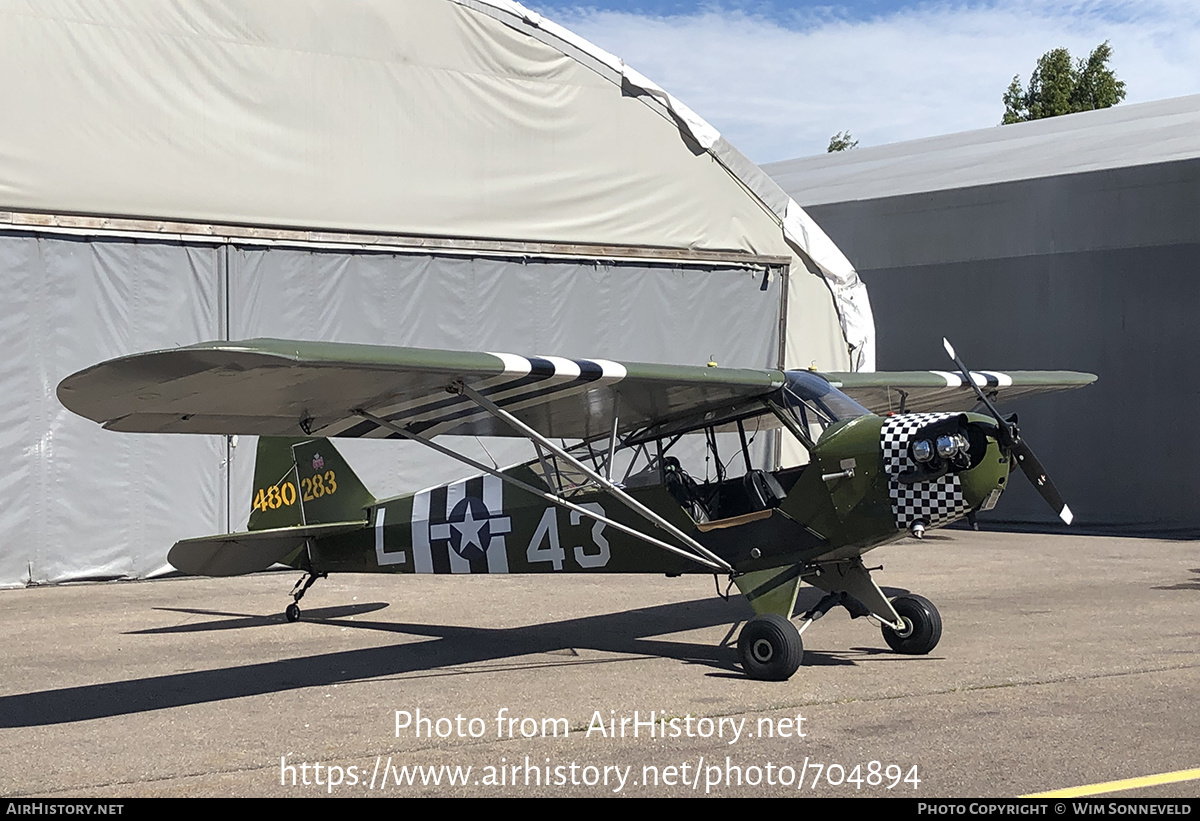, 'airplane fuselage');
295,411,1011,578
